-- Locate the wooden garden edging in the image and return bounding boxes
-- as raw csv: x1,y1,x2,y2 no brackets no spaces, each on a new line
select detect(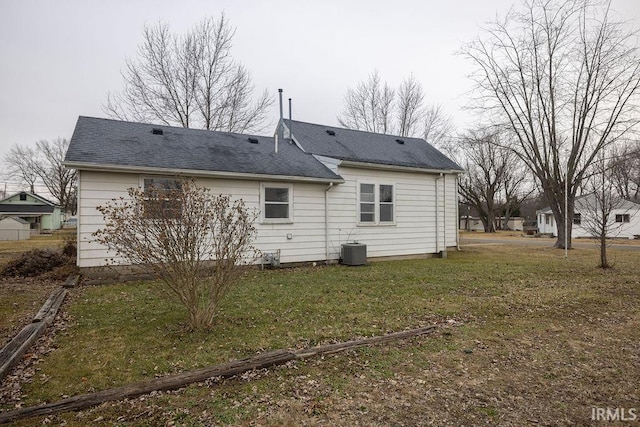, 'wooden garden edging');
0,324,439,424
0,275,79,382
